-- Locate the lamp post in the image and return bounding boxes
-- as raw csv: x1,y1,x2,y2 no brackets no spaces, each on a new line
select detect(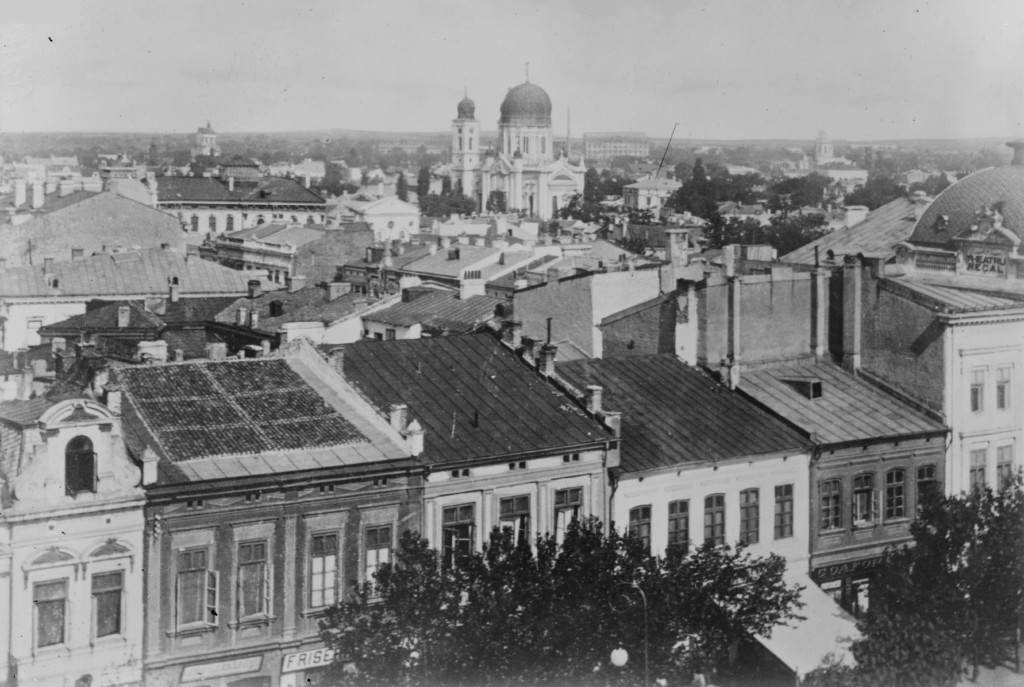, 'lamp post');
611,581,649,686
